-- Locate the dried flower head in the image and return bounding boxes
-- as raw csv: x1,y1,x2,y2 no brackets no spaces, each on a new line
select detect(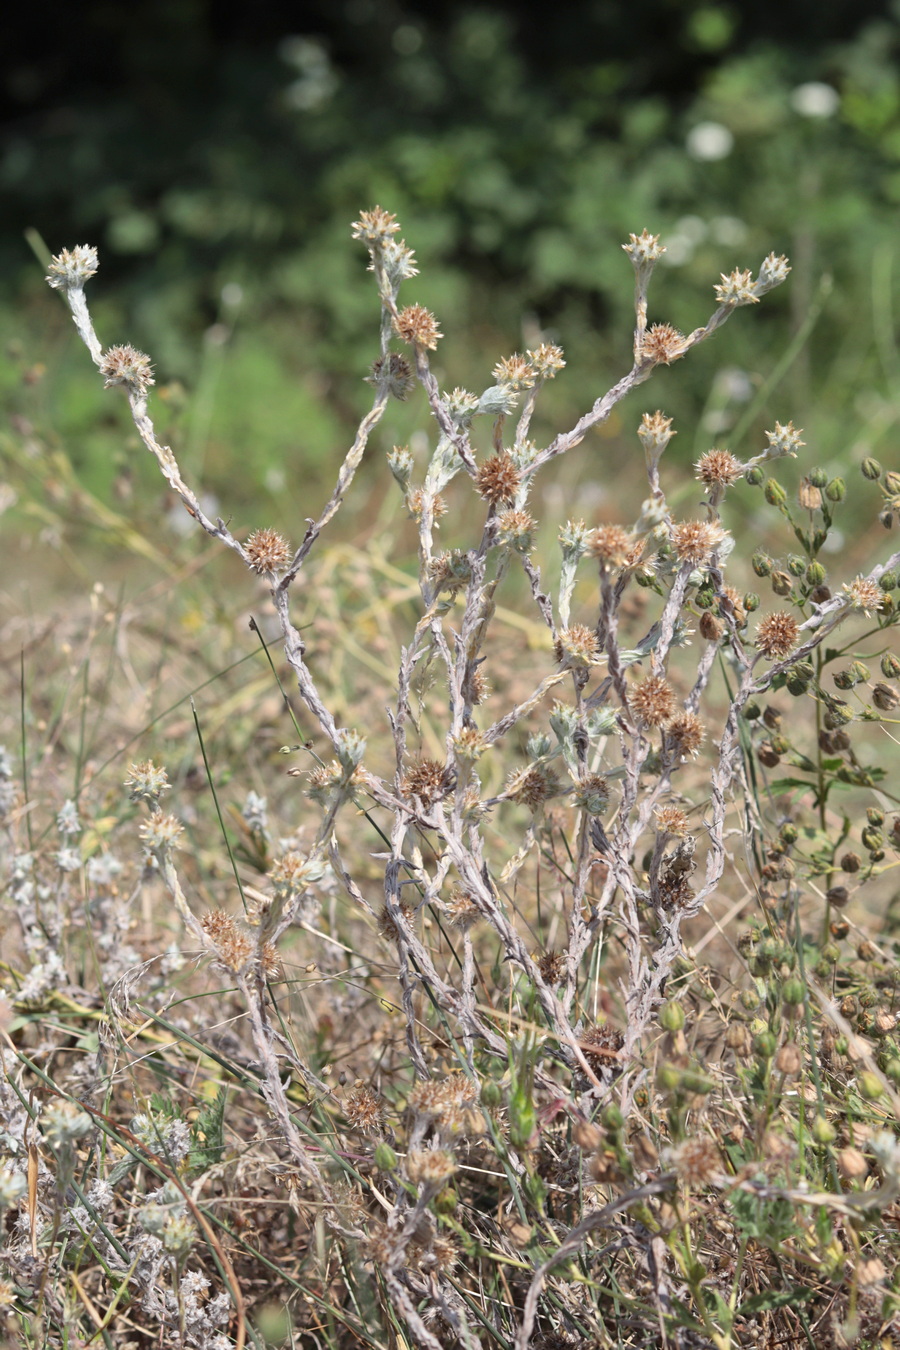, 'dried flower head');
443,886,482,929
371,352,414,400
245,527,292,573
755,611,800,660
623,229,665,265
506,763,563,810
655,804,689,835
200,910,254,970
641,324,687,366
638,410,675,453
495,508,535,552
99,344,154,395
475,452,521,506
401,758,449,807
393,304,442,350
714,268,758,306
344,1082,384,1133
718,585,746,626
695,448,743,487
351,206,401,243
527,342,565,377
536,950,565,984
797,475,822,510
572,773,610,815
377,901,414,942
629,674,677,727
666,711,706,758
670,519,726,565
843,575,883,615
406,1148,457,1188
451,726,489,762
270,850,326,895
492,353,535,390
554,623,602,671
125,760,170,806
139,812,184,854
580,1024,624,1071
46,244,99,290
665,1135,722,1186
462,665,491,706
590,523,633,569
406,487,448,522
873,682,900,711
